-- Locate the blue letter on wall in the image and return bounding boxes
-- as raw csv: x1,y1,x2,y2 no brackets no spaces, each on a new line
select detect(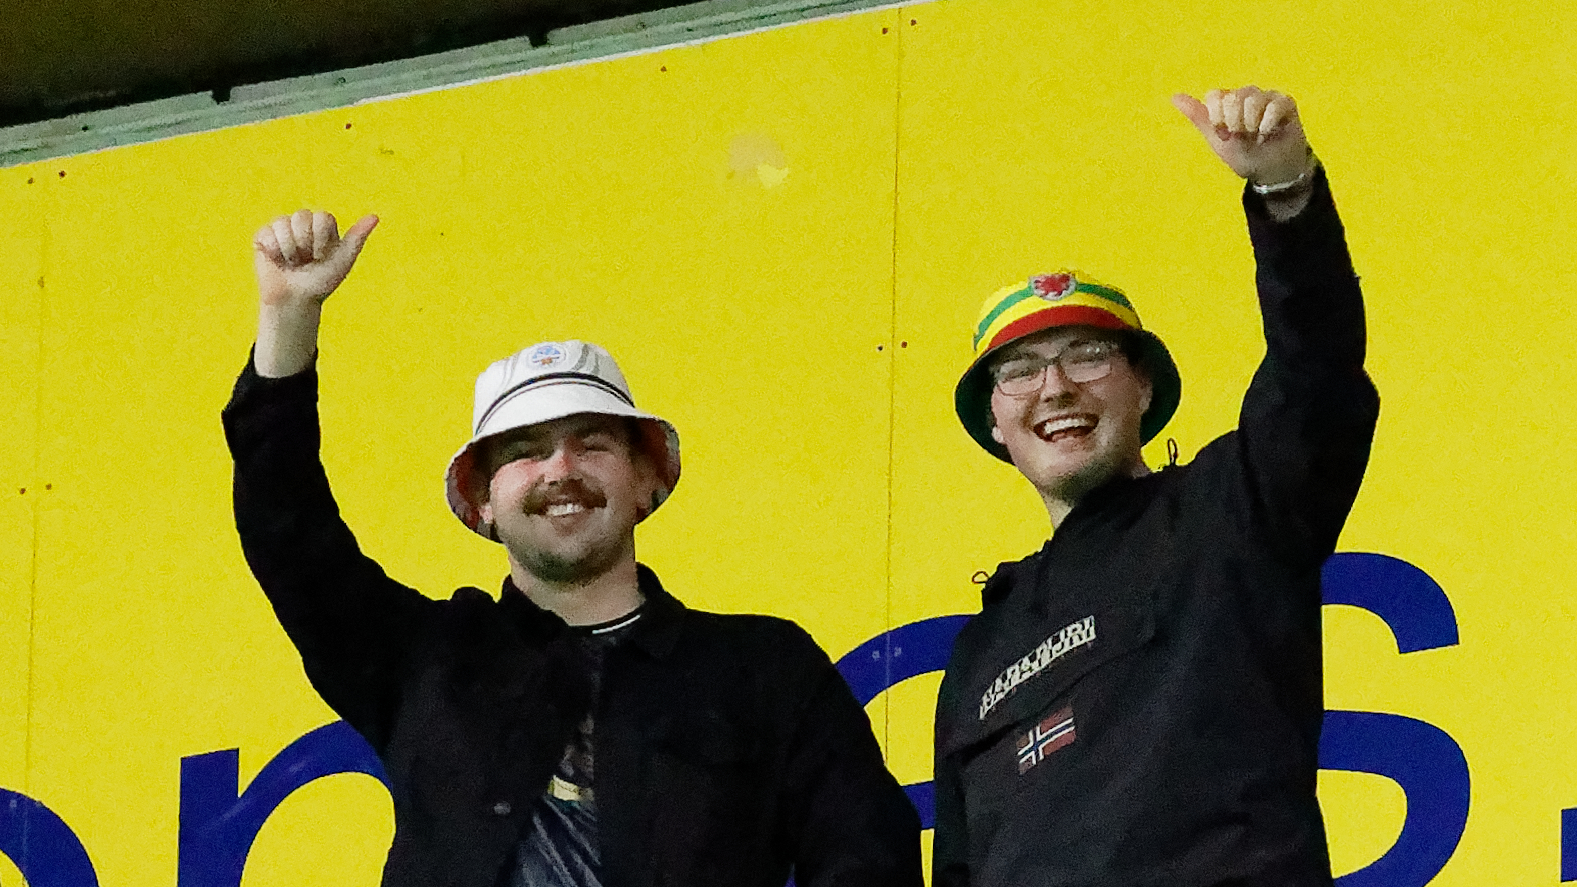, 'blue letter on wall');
0,789,98,887
1320,553,1468,887
178,720,388,887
